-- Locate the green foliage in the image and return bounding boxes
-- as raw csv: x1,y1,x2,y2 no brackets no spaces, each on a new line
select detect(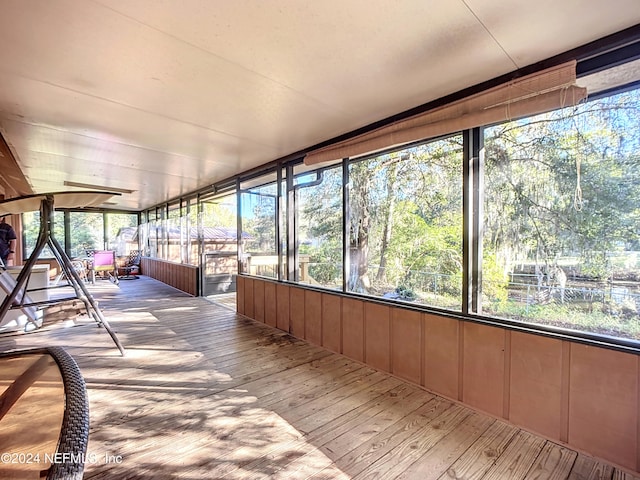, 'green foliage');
23,210,133,259
482,252,510,307
297,166,343,287
484,91,640,276
202,199,237,228
394,285,417,301
307,240,342,286
242,189,277,254
69,212,104,256
384,200,462,289
579,252,610,280
489,300,640,340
